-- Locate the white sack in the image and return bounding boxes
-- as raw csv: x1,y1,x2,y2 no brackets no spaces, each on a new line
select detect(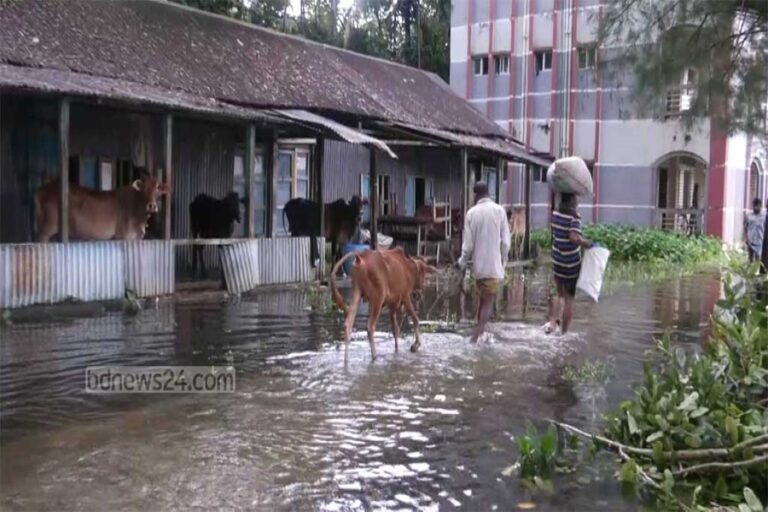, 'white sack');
546,156,593,196
360,229,393,249
576,246,610,302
